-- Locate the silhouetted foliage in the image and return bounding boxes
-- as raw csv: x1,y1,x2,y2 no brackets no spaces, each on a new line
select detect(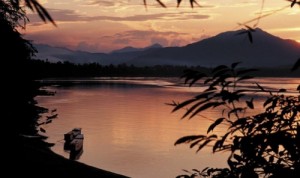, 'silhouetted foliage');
169,63,300,178
144,0,201,8
0,0,55,27
30,60,209,77
1,0,55,152
29,60,300,78
151,2,300,177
